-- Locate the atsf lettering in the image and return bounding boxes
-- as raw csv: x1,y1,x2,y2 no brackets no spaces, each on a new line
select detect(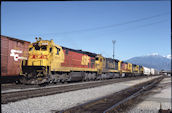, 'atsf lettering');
32,55,48,59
